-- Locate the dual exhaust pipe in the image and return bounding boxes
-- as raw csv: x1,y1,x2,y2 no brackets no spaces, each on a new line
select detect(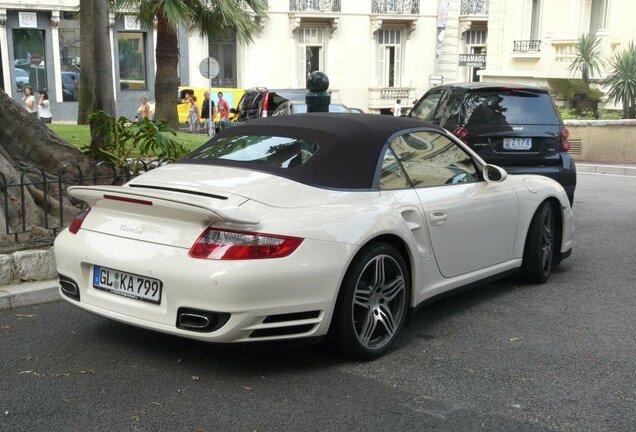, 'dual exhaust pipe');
176,307,230,333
